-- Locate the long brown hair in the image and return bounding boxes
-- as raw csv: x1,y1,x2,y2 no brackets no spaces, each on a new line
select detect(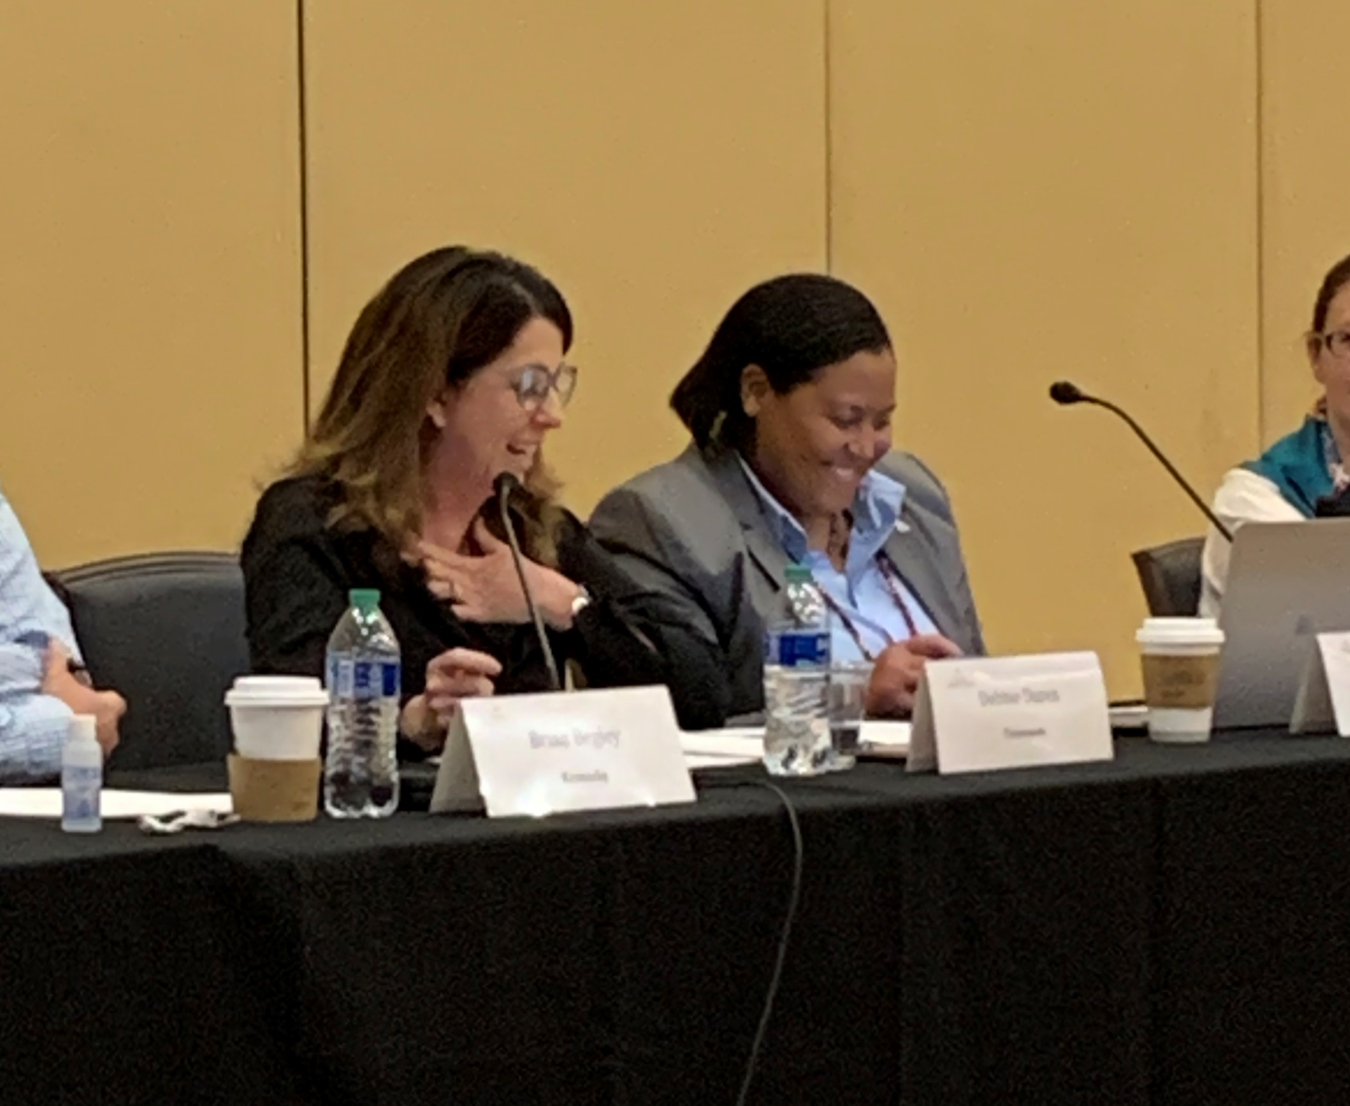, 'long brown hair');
291,246,572,564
